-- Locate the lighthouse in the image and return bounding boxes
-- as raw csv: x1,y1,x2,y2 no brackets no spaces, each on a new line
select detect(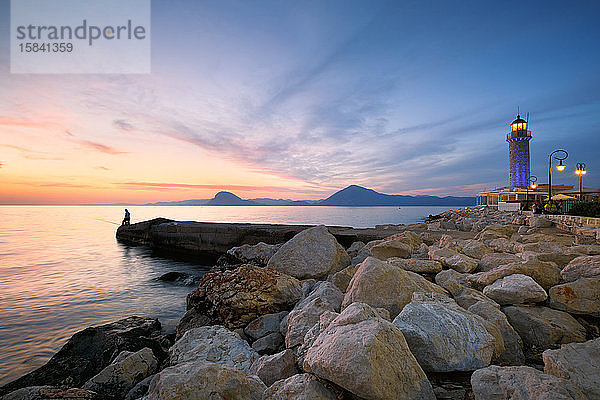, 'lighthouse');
506,114,532,187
